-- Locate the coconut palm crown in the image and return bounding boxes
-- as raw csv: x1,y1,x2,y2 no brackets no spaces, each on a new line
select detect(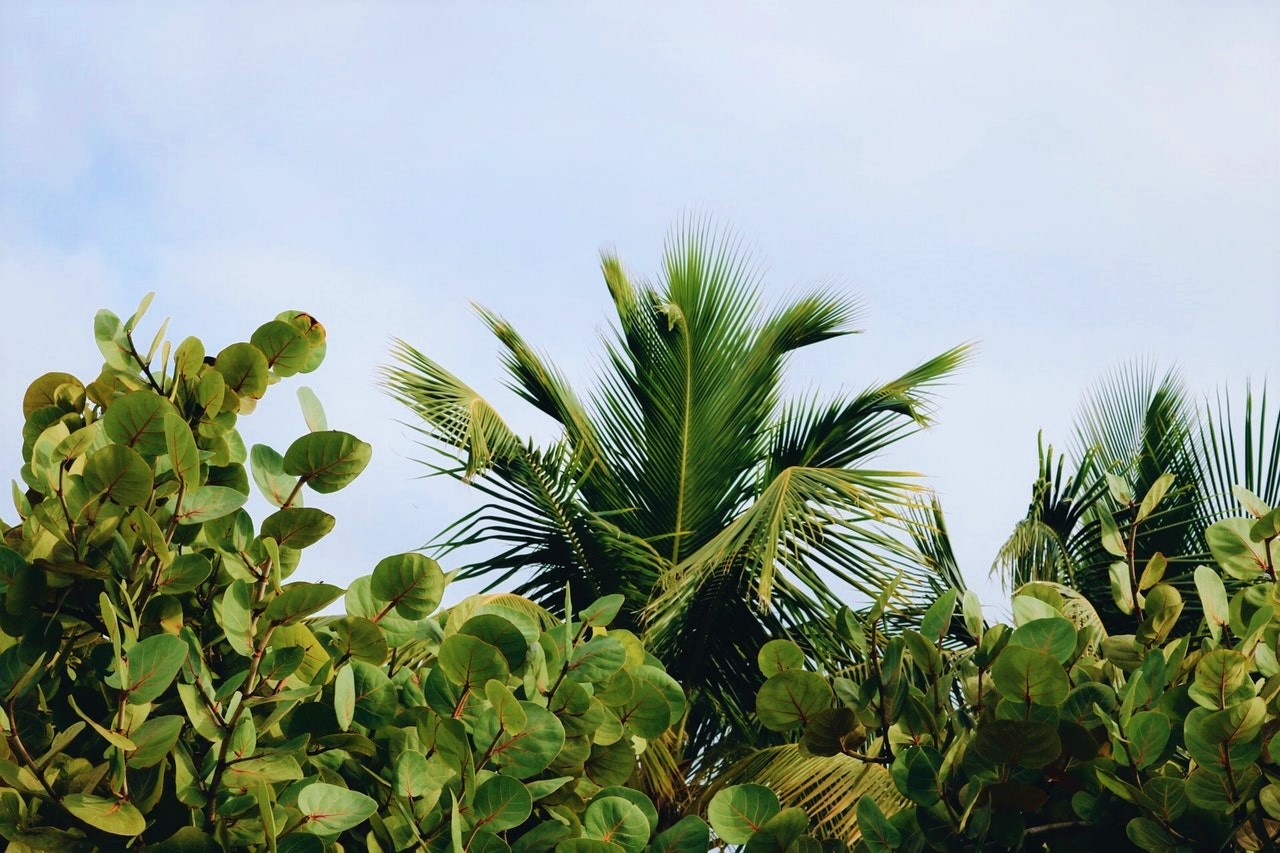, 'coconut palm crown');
382,223,970,770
